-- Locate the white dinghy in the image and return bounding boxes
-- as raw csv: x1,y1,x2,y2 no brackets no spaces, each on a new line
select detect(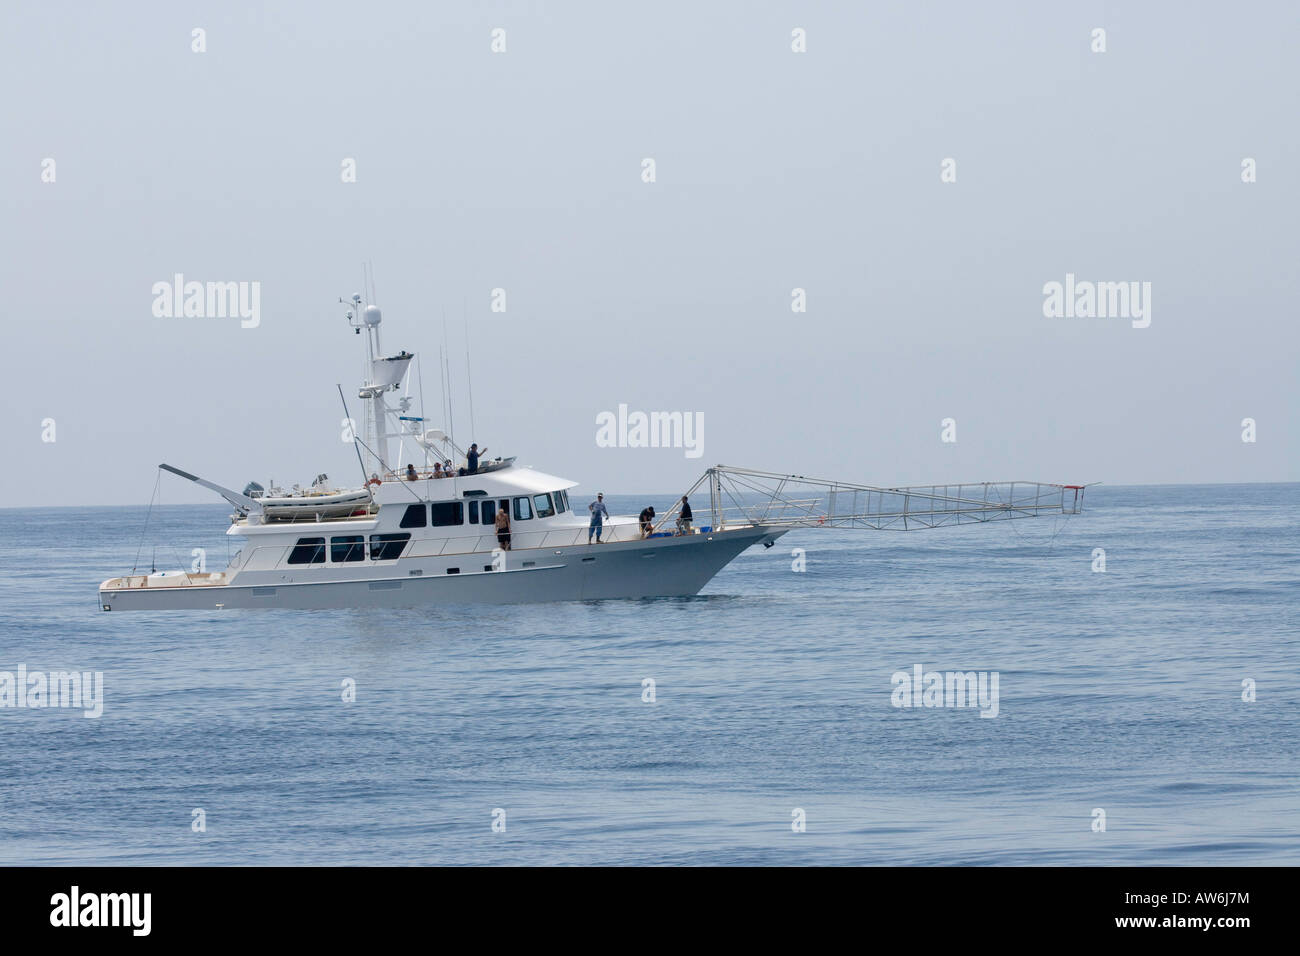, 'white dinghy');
244,477,374,521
